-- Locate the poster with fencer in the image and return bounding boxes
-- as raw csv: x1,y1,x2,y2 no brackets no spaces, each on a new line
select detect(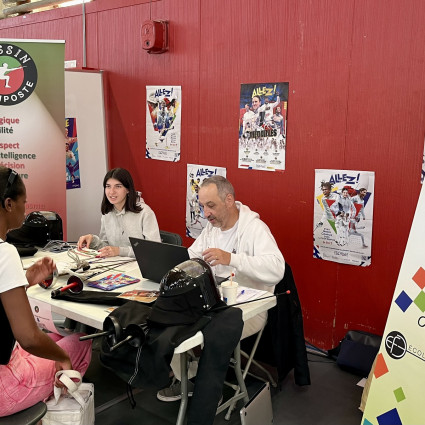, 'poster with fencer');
238,82,288,172
186,164,226,239
146,85,182,162
313,169,375,266
421,136,425,183
65,117,81,190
